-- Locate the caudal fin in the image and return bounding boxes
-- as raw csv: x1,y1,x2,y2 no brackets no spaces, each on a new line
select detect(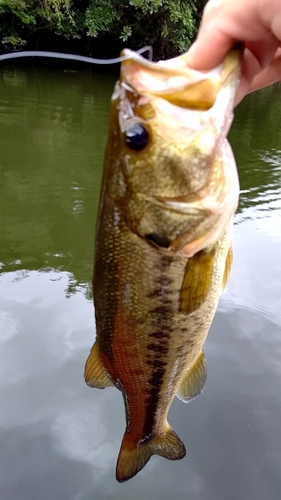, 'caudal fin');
116,426,186,482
